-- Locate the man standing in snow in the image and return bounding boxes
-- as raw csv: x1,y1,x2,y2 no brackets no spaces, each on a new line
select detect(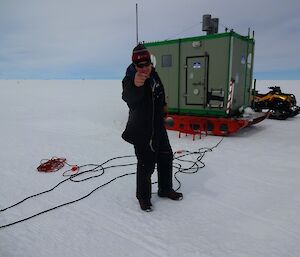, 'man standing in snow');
122,43,183,212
